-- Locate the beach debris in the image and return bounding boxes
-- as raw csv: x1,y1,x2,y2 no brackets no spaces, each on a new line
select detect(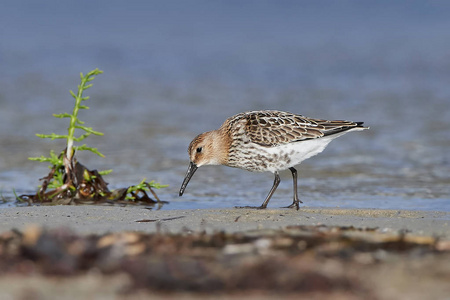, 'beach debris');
0,225,448,296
